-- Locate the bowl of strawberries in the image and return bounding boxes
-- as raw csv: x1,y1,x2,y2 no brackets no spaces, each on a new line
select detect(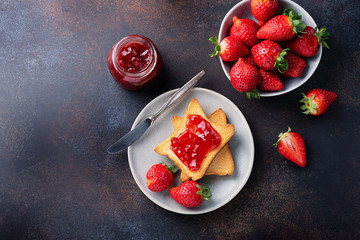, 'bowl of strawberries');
212,0,329,97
